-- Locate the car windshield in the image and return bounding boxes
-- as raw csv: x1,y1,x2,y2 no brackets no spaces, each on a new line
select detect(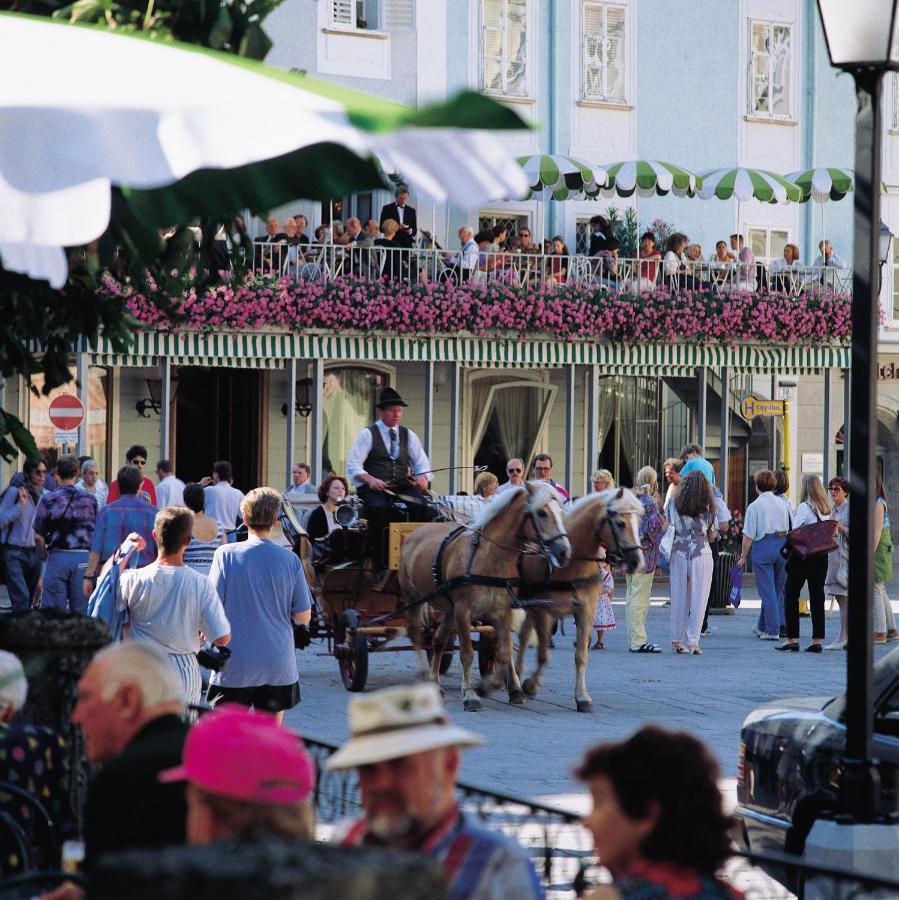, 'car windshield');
826,645,899,722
